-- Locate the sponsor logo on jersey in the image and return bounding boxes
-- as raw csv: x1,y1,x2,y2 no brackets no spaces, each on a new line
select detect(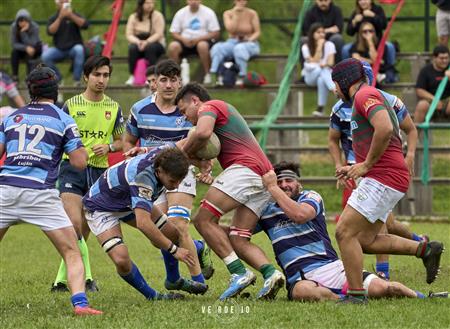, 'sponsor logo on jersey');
71,126,81,138
363,98,379,112
78,130,108,139
138,186,153,200
305,191,321,203
175,116,185,127
105,111,111,120
76,111,86,118
350,121,358,131
13,114,23,123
